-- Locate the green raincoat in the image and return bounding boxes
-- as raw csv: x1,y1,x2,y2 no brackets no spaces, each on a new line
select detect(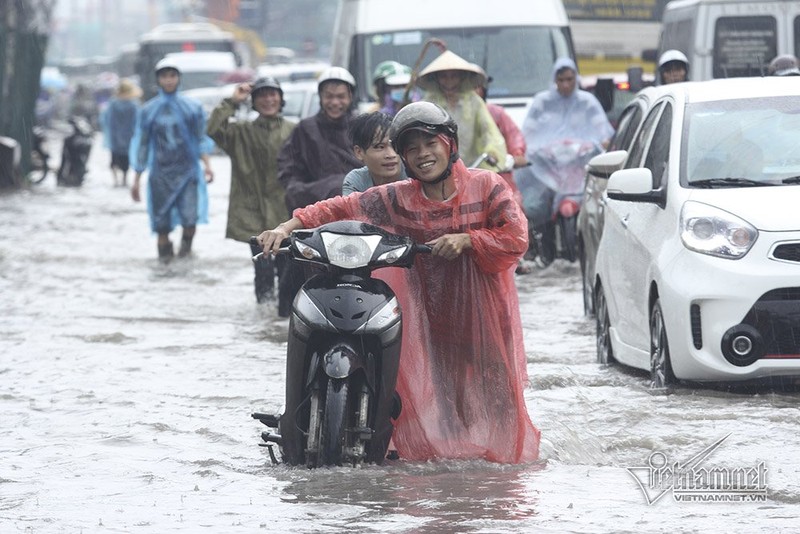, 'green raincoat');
207,99,295,242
